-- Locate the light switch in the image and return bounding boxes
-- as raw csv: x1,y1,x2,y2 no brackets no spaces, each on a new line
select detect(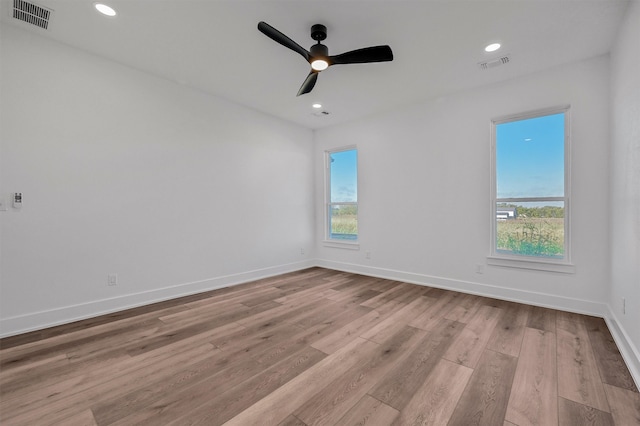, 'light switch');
13,193,22,209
